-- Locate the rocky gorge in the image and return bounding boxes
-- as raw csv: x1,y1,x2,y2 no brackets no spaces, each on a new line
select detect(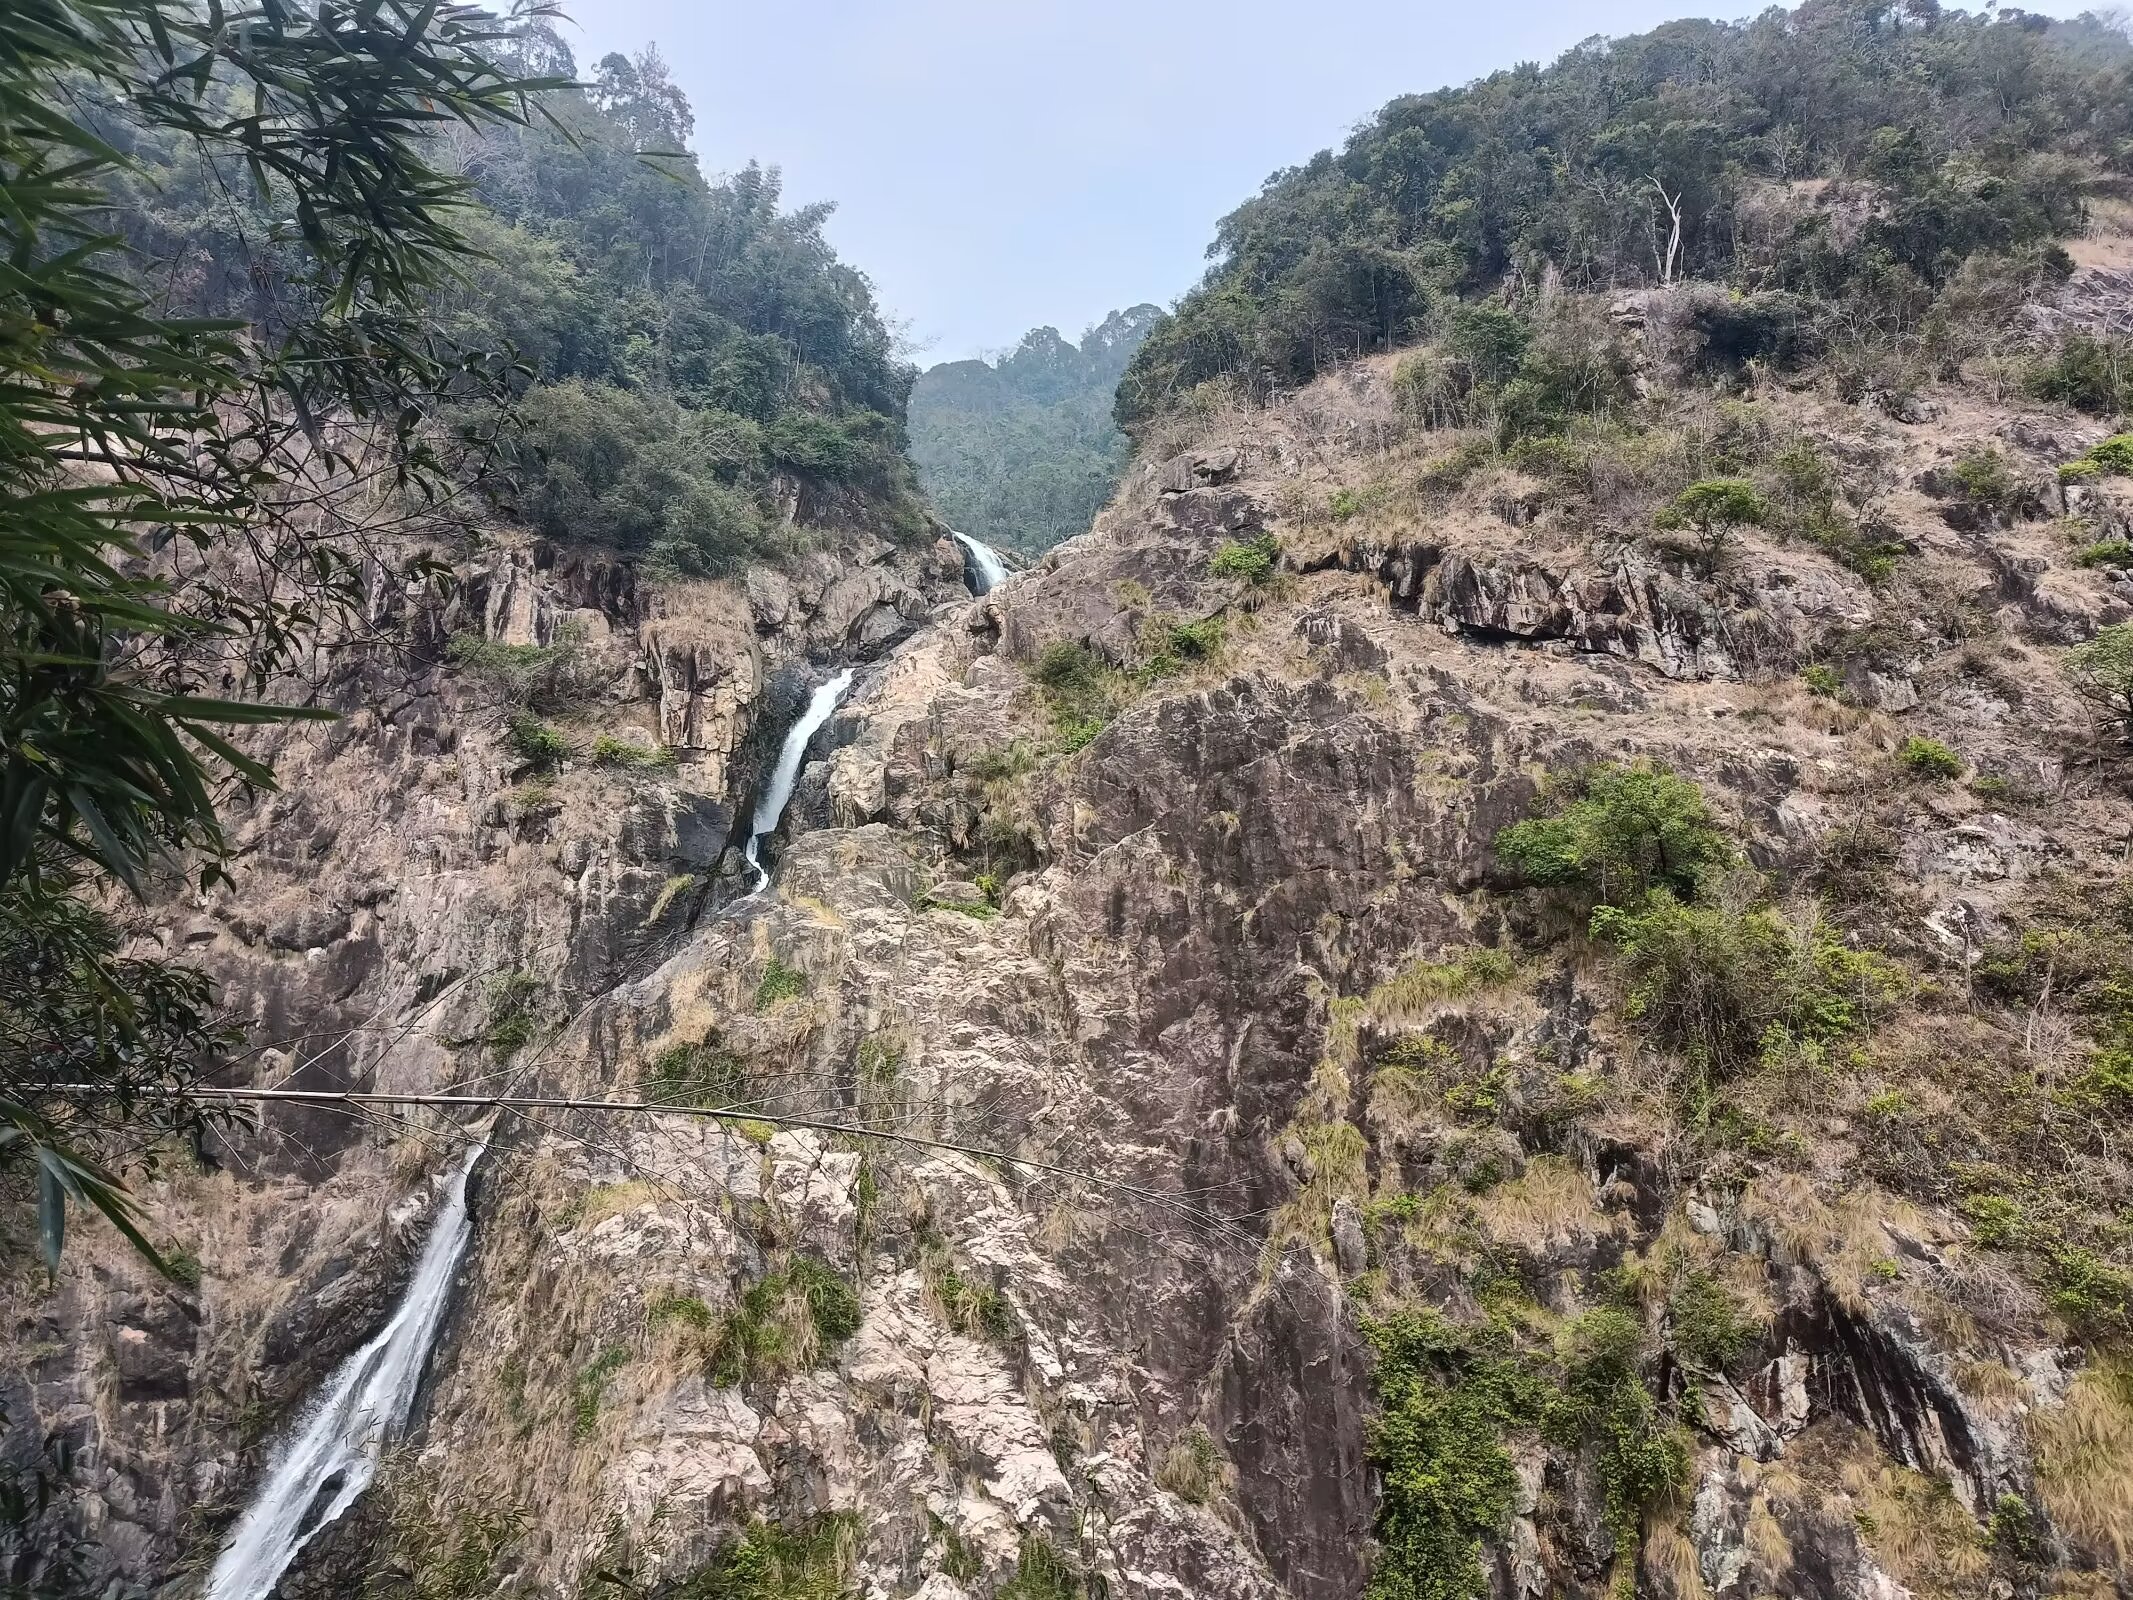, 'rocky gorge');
11,275,2133,1600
